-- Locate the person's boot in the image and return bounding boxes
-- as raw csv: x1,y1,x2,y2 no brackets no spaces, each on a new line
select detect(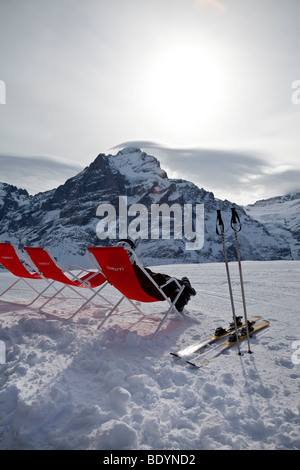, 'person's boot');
181,277,196,296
